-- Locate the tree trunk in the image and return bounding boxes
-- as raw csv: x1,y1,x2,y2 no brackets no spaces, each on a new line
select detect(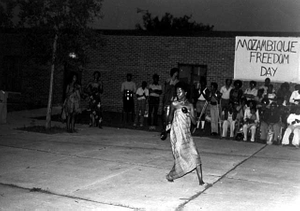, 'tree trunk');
45,32,58,129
